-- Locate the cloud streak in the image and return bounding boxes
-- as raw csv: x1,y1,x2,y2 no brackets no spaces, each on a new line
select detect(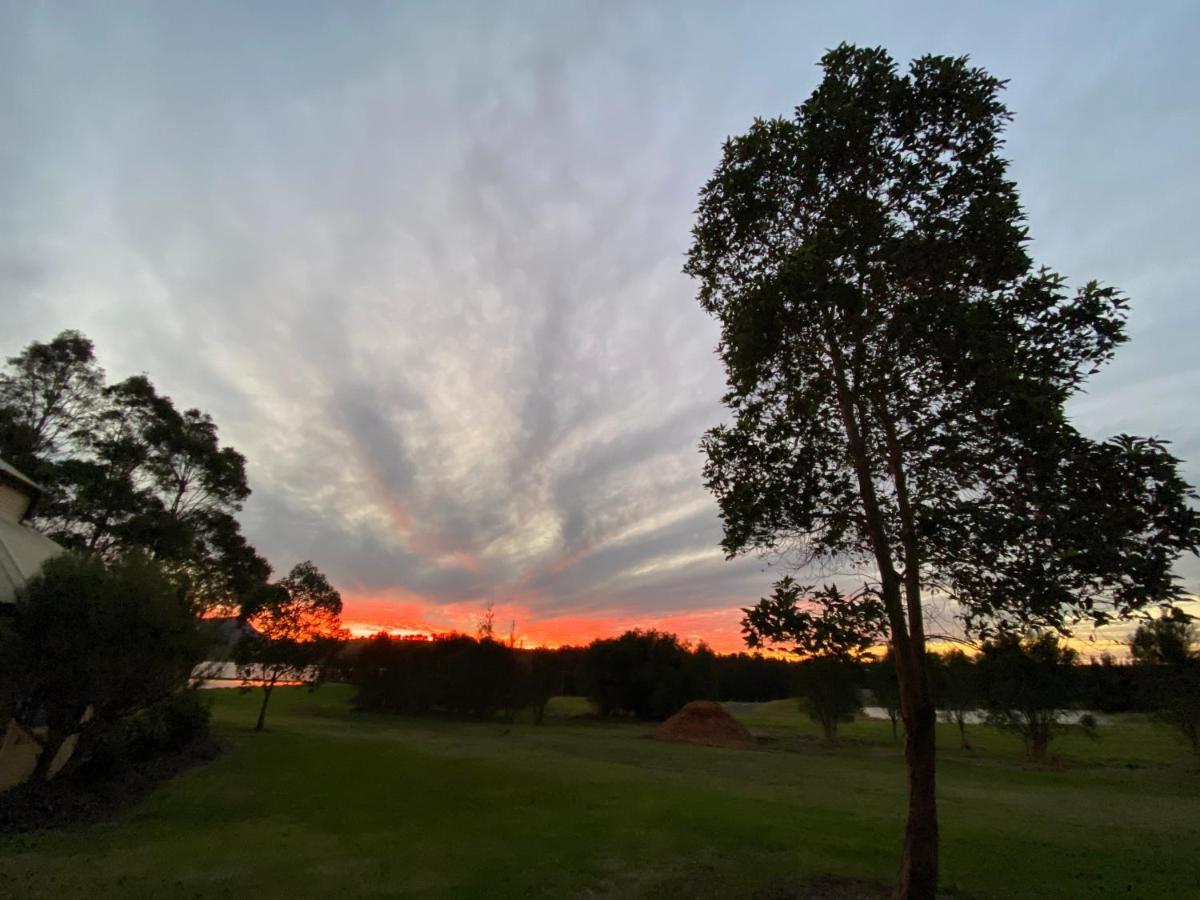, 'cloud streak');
2,2,1198,649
